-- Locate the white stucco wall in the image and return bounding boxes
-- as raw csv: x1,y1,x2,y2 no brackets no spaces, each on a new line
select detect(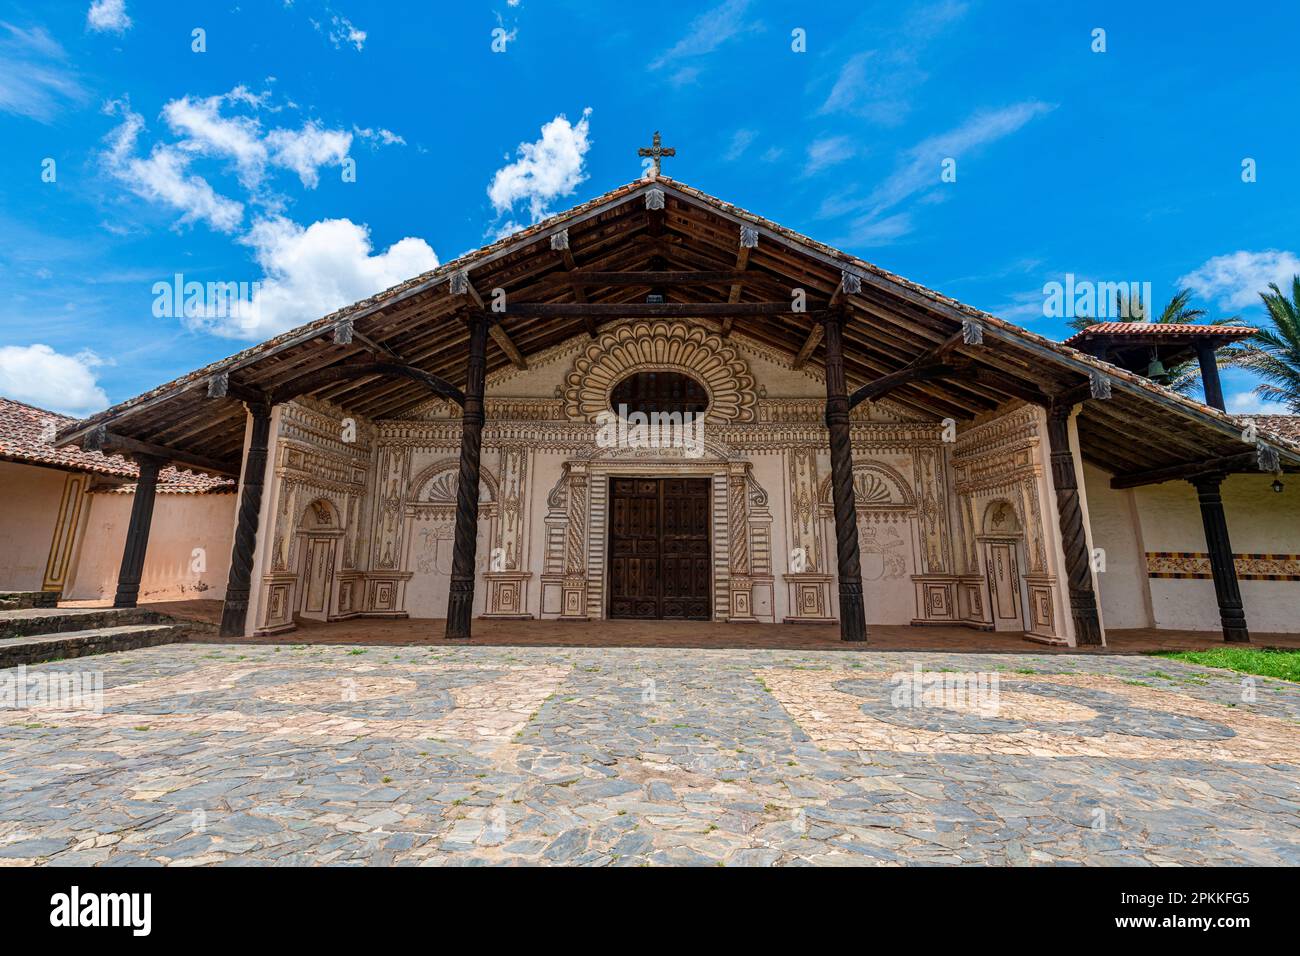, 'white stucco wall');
64,491,237,602
1136,474,1299,634
1084,463,1299,634
1081,463,1152,629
